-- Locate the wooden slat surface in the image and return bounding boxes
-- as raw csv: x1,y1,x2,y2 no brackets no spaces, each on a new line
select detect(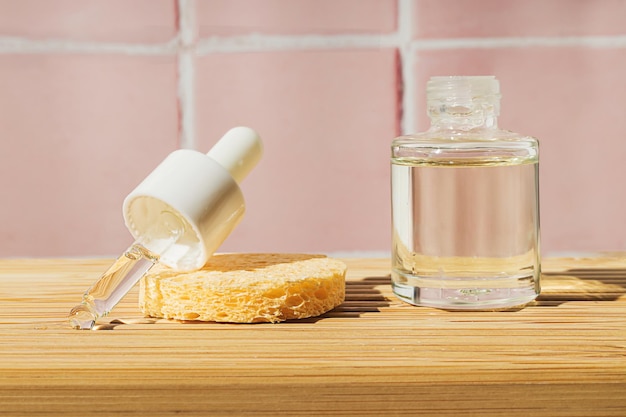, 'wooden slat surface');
1,256,625,416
